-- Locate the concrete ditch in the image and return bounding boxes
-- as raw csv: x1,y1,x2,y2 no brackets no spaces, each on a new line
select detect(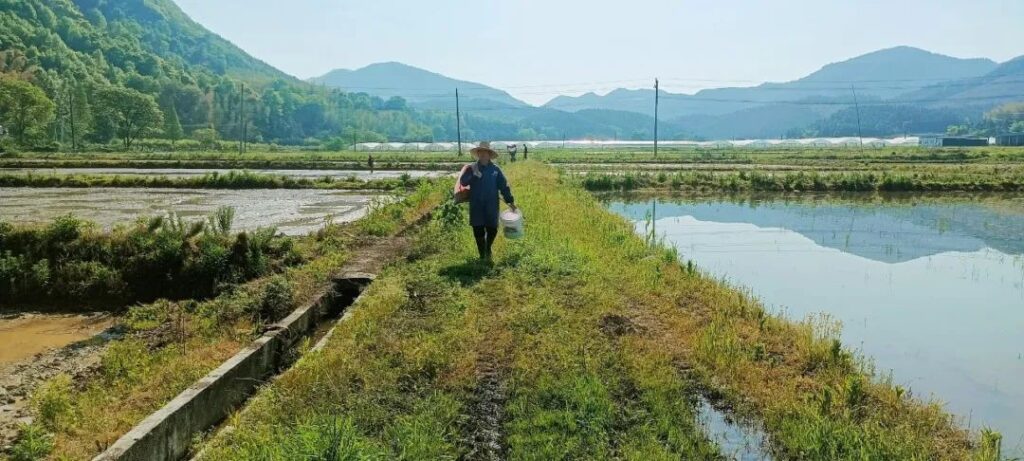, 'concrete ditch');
91,275,373,461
